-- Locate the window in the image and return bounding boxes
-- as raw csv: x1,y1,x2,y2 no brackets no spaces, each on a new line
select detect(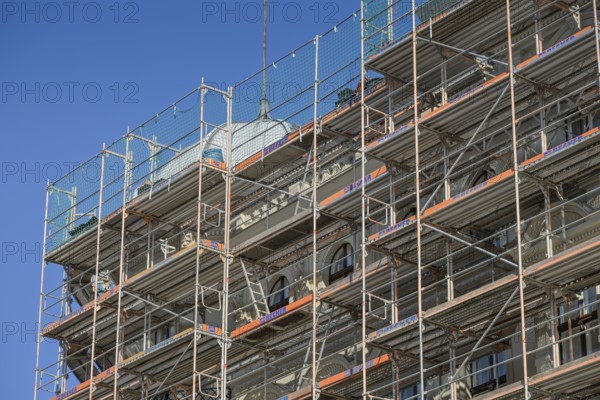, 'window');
473,170,490,186
268,276,290,311
473,355,492,387
469,351,507,394
329,243,355,284
557,287,599,363
400,383,420,399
